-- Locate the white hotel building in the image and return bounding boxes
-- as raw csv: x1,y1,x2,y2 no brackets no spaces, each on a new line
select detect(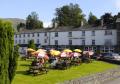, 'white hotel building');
14,26,118,53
